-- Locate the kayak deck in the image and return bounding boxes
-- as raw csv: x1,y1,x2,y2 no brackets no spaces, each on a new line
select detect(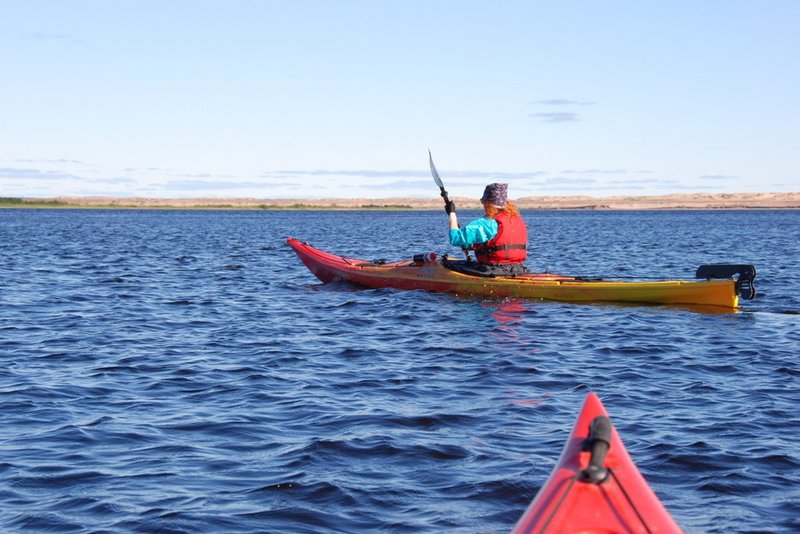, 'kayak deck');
287,237,753,310
511,392,682,533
